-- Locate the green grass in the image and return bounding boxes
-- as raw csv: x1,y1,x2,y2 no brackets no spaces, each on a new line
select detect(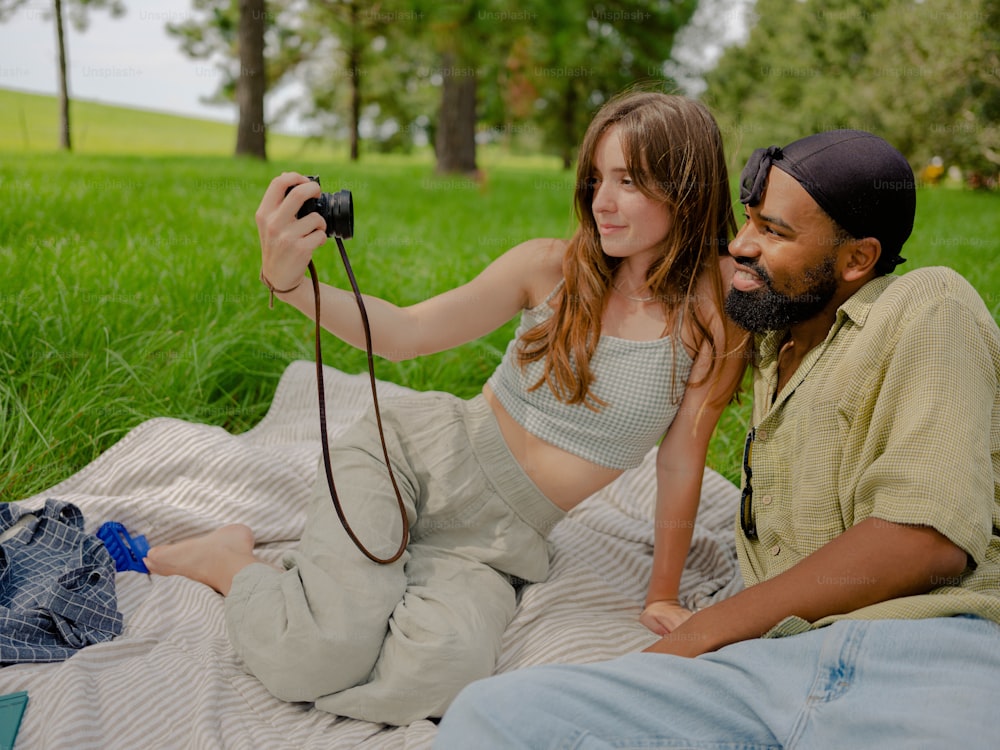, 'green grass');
1,89,998,502
0,87,561,168
0,91,577,500
0,87,347,160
